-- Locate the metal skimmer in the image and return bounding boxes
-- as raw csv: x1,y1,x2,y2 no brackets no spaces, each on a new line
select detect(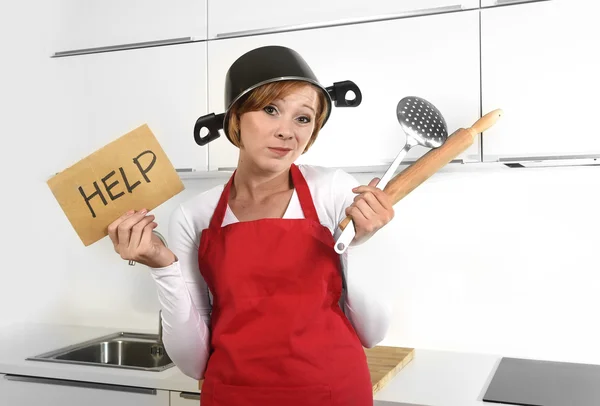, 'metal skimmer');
334,96,449,254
